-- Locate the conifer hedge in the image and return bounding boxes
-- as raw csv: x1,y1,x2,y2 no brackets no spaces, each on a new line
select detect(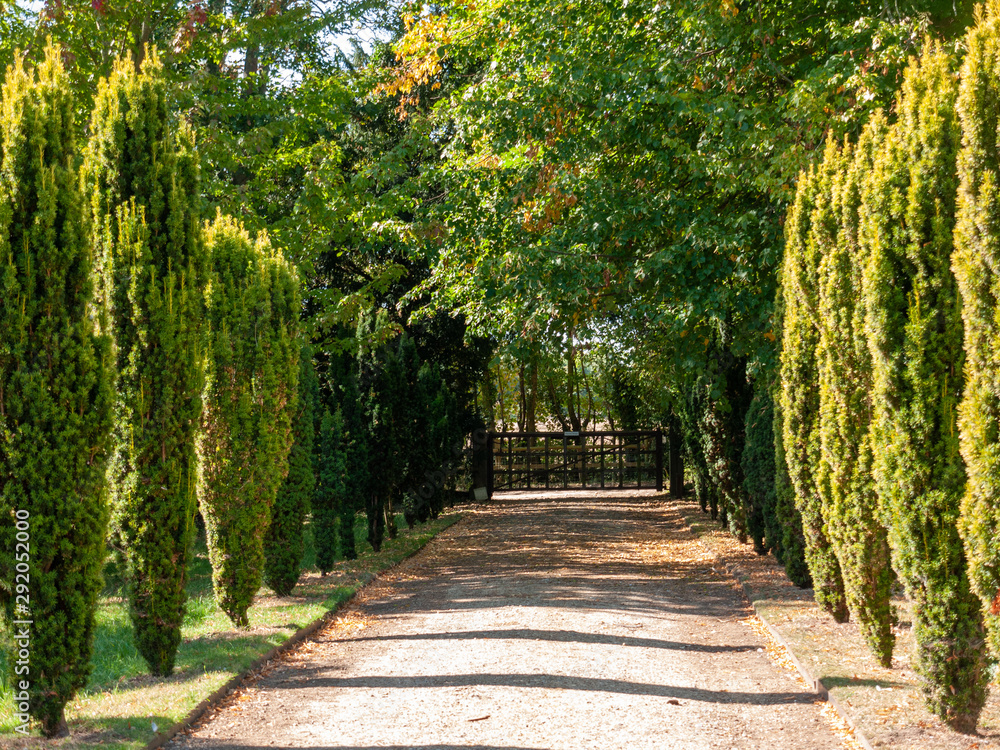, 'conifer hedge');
264,346,318,596
863,43,988,731
199,214,300,627
337,372,367,561
314,407,345,574
779,159,850,623
742,386,777,556
0,48,114,736
700,354,752,541
816,133,894,667
680,384,716,517
771,392,812,588
954,0,1000,662
81,53,205,675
